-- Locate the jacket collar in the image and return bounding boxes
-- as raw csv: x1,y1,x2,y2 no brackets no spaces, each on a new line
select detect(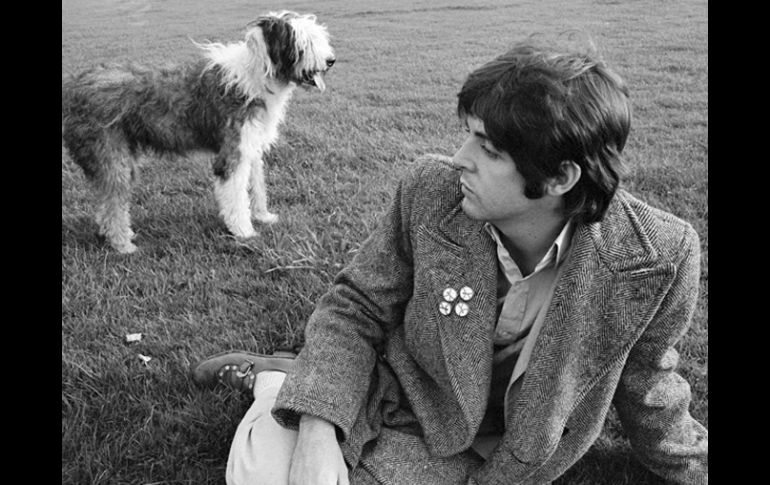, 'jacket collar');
435,189,662,274
584,189,662,273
